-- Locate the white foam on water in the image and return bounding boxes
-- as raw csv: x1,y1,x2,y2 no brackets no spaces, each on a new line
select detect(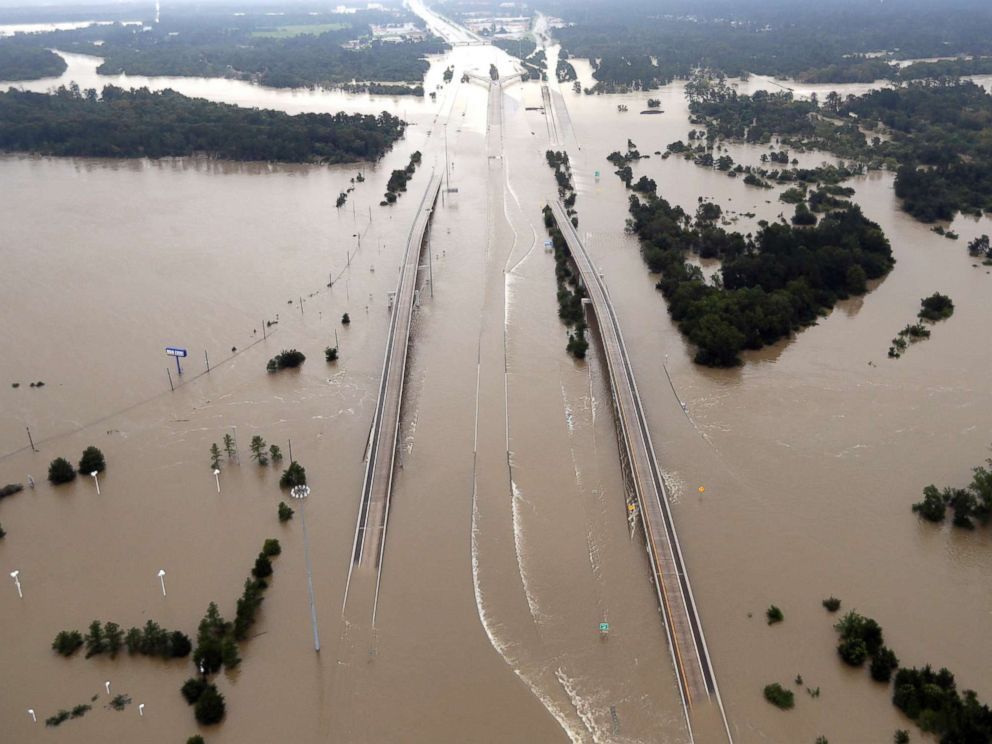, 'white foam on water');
555,667,606,743
511,479,545,624
470,481,587,742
